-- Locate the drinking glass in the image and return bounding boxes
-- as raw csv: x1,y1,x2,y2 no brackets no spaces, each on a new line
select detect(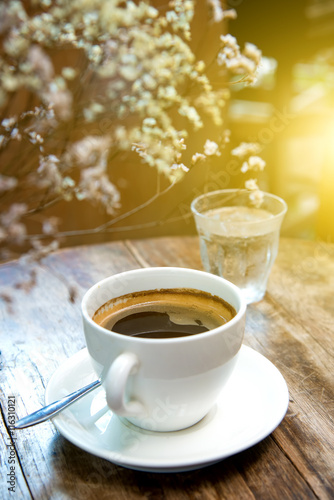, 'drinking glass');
191,189,287,303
